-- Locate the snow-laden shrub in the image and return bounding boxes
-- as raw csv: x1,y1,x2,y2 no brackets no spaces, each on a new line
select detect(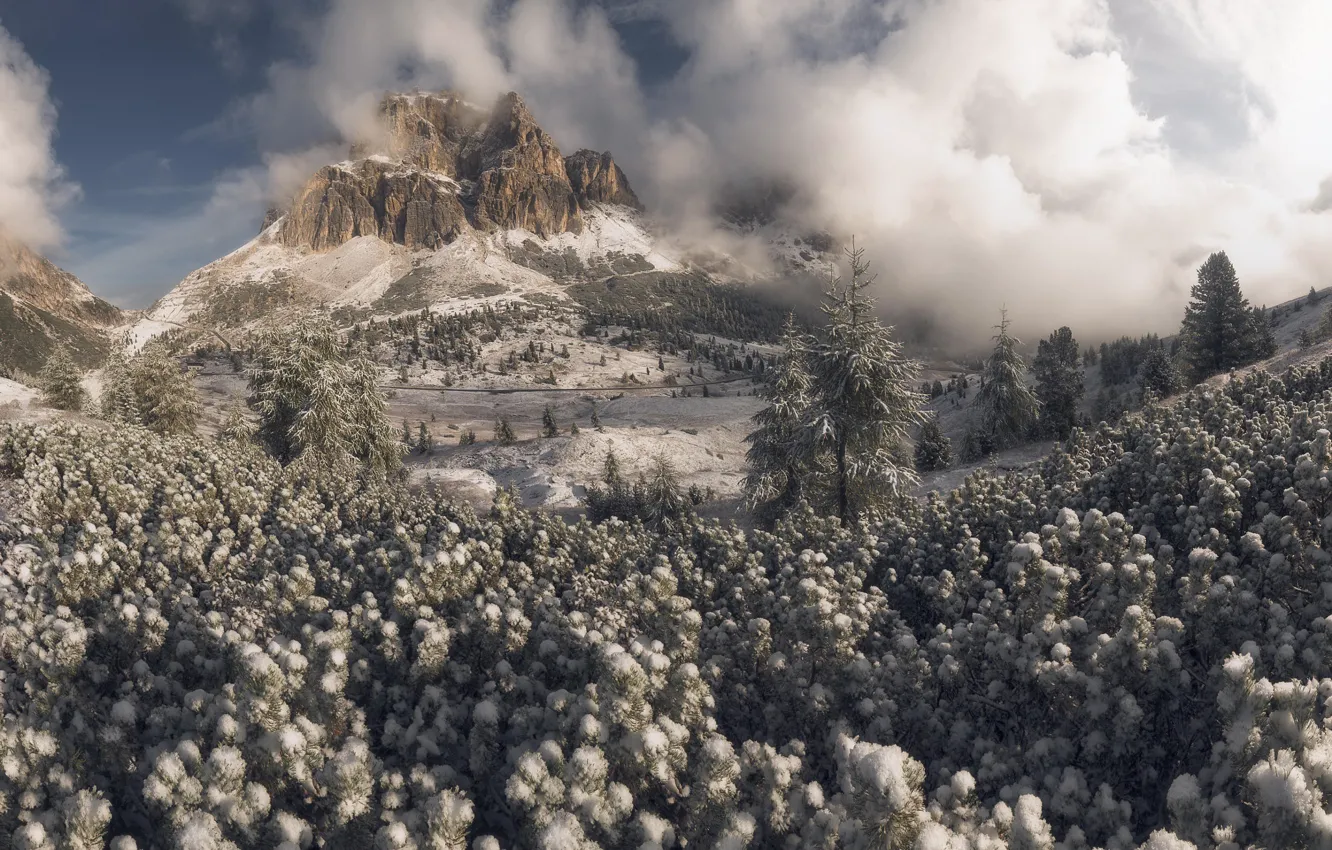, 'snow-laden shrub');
10,357,1332,846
